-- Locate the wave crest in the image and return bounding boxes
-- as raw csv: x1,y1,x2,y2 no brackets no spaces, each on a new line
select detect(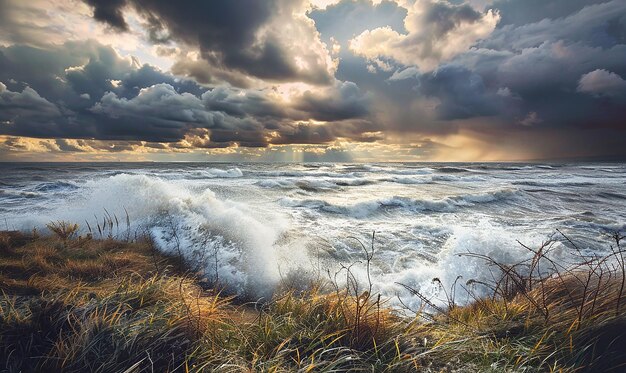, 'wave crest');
281,189,519,218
